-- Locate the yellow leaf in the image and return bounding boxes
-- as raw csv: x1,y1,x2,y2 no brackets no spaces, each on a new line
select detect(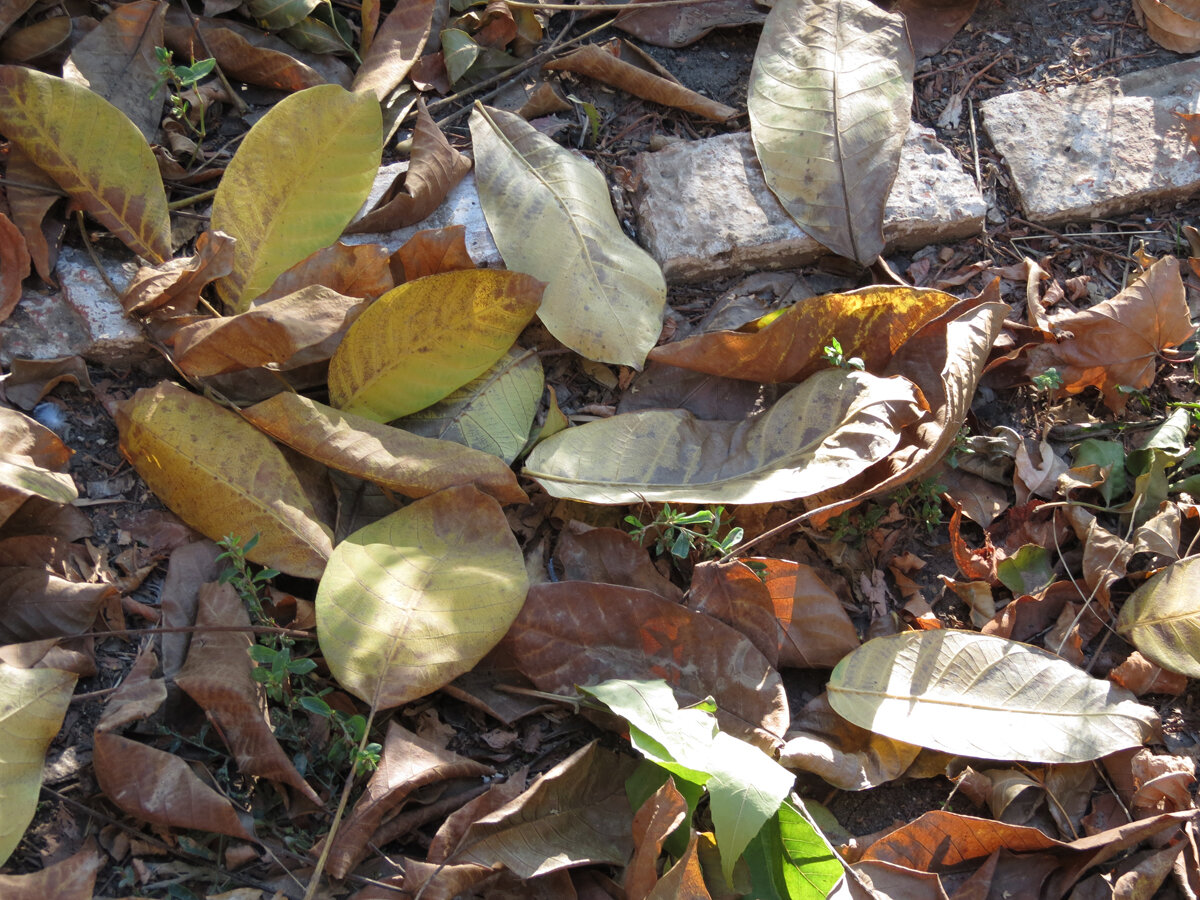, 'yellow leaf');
115,381,333,578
